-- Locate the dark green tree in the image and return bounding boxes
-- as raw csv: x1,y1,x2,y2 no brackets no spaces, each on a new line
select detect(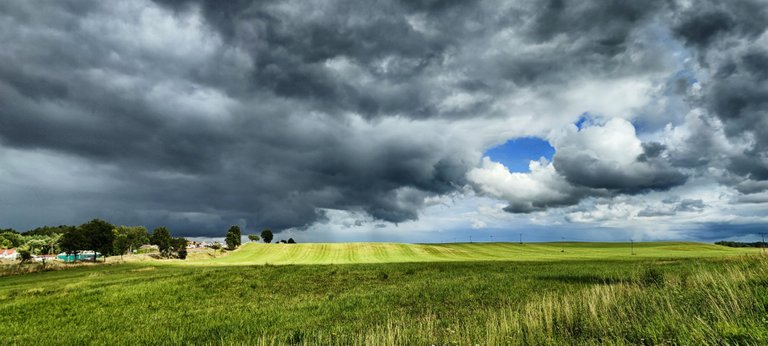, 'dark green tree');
18,248,32,264
224,225,242,250
113,232,130,260
261,229,274,244
79,219,115,262
150,227,174,257
248,234,260,242
225,233,236,250
172,237,188,259
287,238,296,244
114,226,149,255
60,227,88,262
